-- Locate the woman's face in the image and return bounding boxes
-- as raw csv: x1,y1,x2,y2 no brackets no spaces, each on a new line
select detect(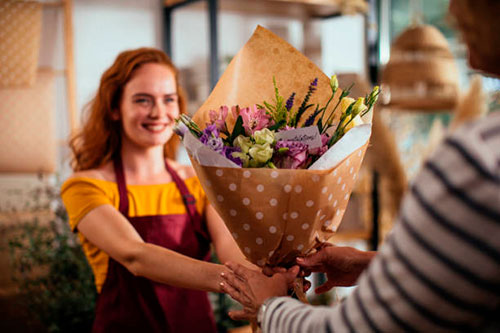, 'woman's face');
118,63,180,150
